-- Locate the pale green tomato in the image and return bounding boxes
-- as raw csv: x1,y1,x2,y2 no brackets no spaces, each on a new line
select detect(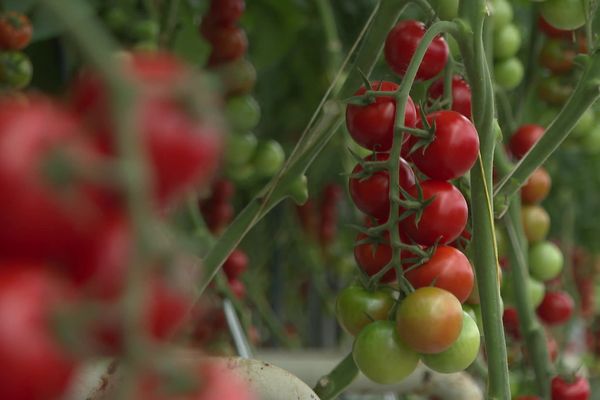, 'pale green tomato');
571,108,595,139
529,241,564,282
493,24,521,60
494,58,524,90
491,0,514,29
